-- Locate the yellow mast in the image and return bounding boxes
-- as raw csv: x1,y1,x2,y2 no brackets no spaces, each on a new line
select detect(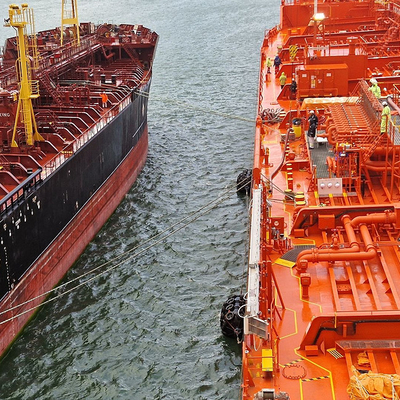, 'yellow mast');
5,3,42,148
61,0,80,46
